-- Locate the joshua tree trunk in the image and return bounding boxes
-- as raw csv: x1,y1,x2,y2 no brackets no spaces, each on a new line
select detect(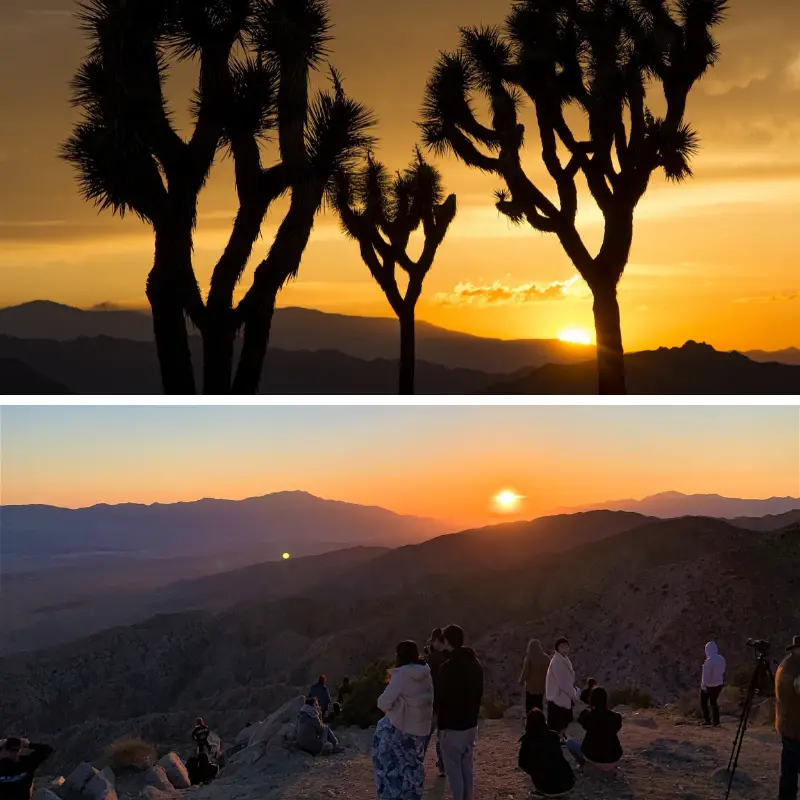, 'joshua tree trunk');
231,289,279,394
146,232,196,394
398,306,416,395
202,314,236,394
591,279,626,395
